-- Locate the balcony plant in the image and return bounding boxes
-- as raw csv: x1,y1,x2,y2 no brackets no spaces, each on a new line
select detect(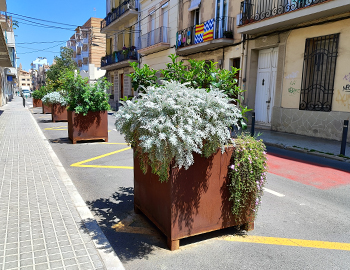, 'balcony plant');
223,30,233,39
64,71,111,144
122,46,128,56
115,80,266,250
41,92,68,122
